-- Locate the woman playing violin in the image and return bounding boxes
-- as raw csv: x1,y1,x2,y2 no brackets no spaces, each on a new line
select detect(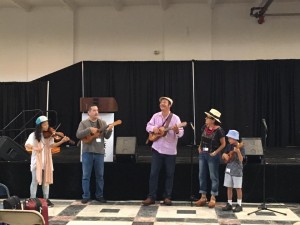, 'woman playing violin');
221,130,245,213
25,115,70,207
